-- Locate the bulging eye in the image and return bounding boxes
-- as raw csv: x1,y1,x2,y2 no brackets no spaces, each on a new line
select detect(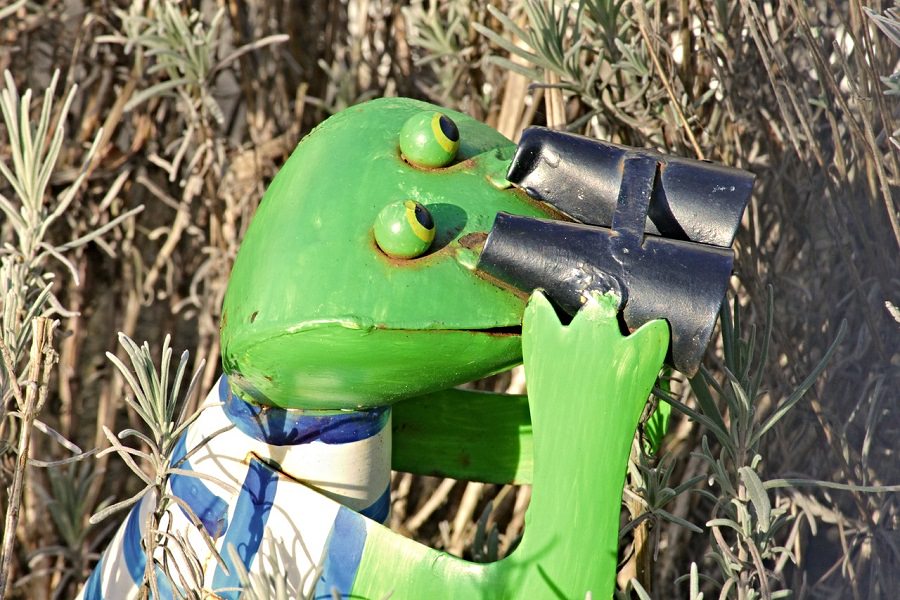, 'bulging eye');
374,200,436,259
398,112,460,168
